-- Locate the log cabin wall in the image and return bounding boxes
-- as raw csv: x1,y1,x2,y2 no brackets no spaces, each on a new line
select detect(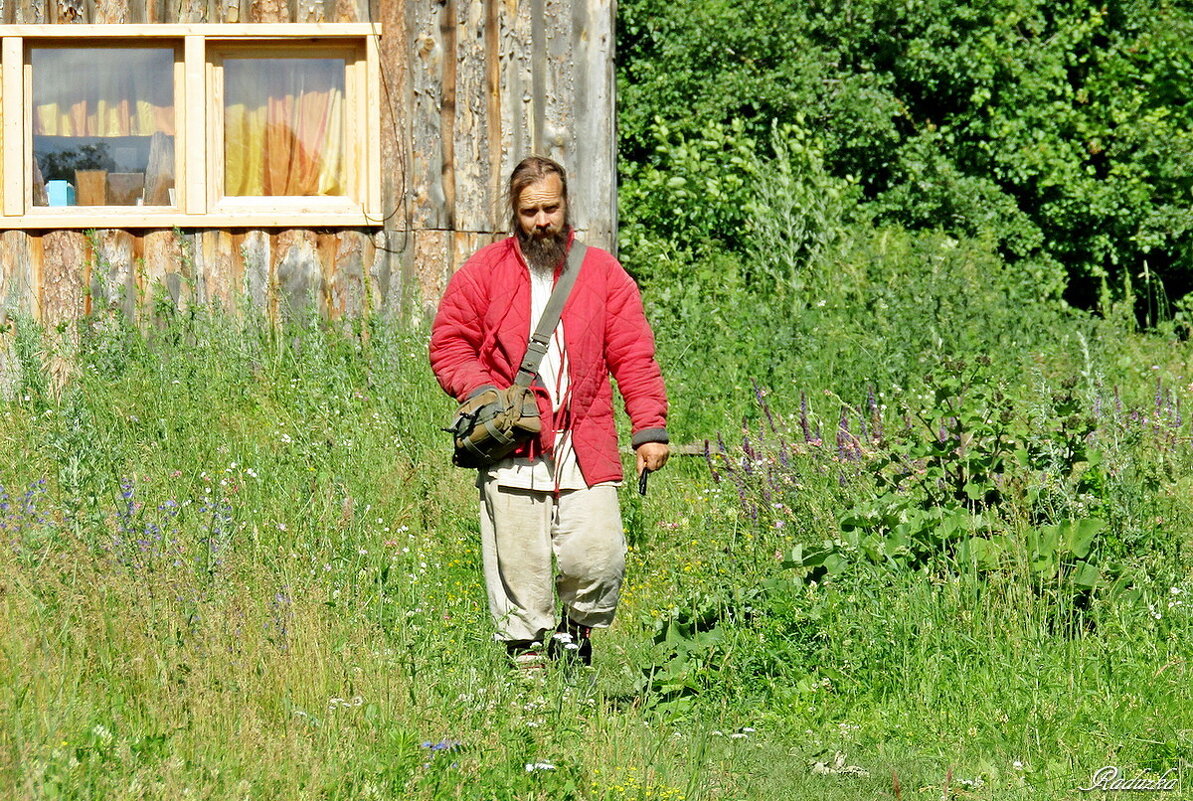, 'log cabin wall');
0,0,616,335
